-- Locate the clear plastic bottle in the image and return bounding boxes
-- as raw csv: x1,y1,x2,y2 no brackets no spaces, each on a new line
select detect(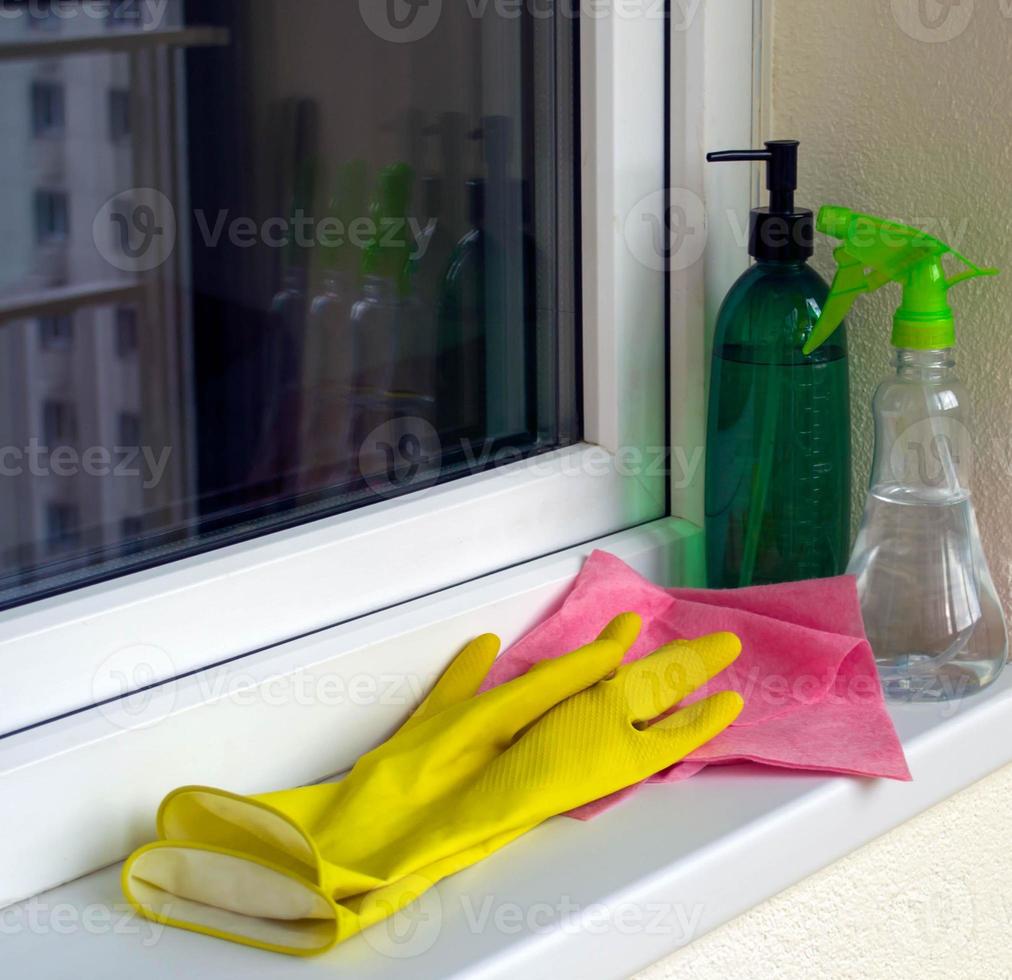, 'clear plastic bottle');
848,348,1007,701
806,206,1008,702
